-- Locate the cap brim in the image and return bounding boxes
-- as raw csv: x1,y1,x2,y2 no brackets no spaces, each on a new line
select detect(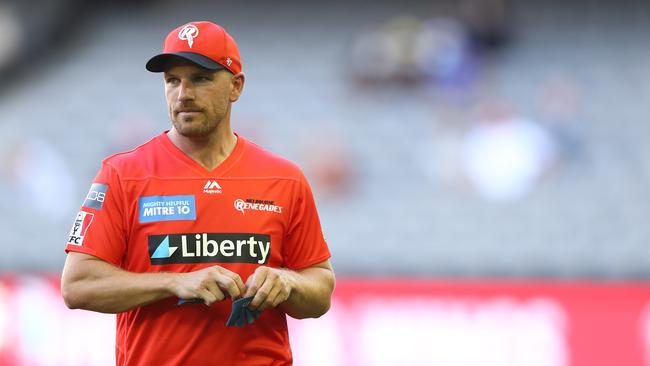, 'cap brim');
145,52,226,72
